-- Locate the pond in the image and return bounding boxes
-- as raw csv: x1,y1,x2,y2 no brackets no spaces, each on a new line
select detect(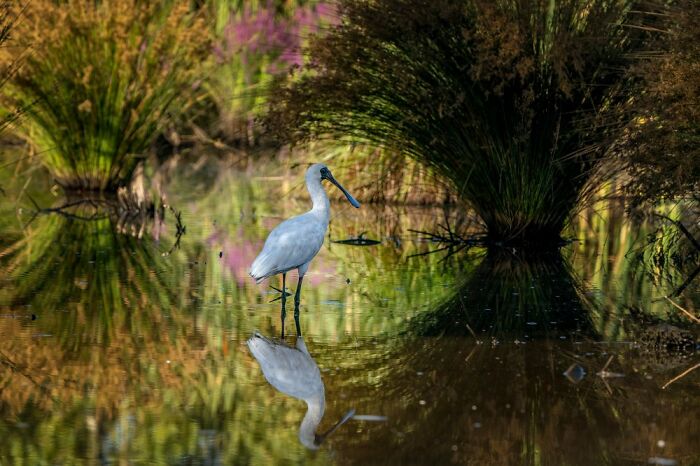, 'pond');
0,159,698,465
